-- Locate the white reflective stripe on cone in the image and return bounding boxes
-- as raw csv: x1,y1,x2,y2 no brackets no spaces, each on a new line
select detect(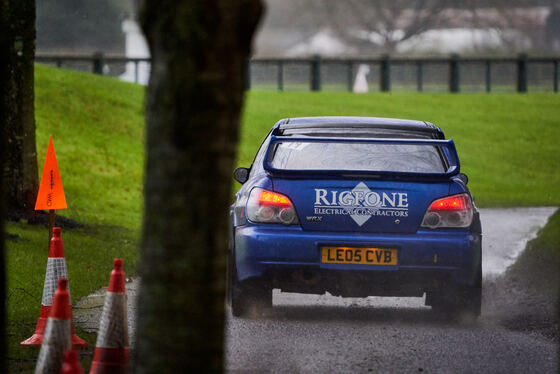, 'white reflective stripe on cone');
35,319,71,374
41,258,71,306
95,292,129,348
